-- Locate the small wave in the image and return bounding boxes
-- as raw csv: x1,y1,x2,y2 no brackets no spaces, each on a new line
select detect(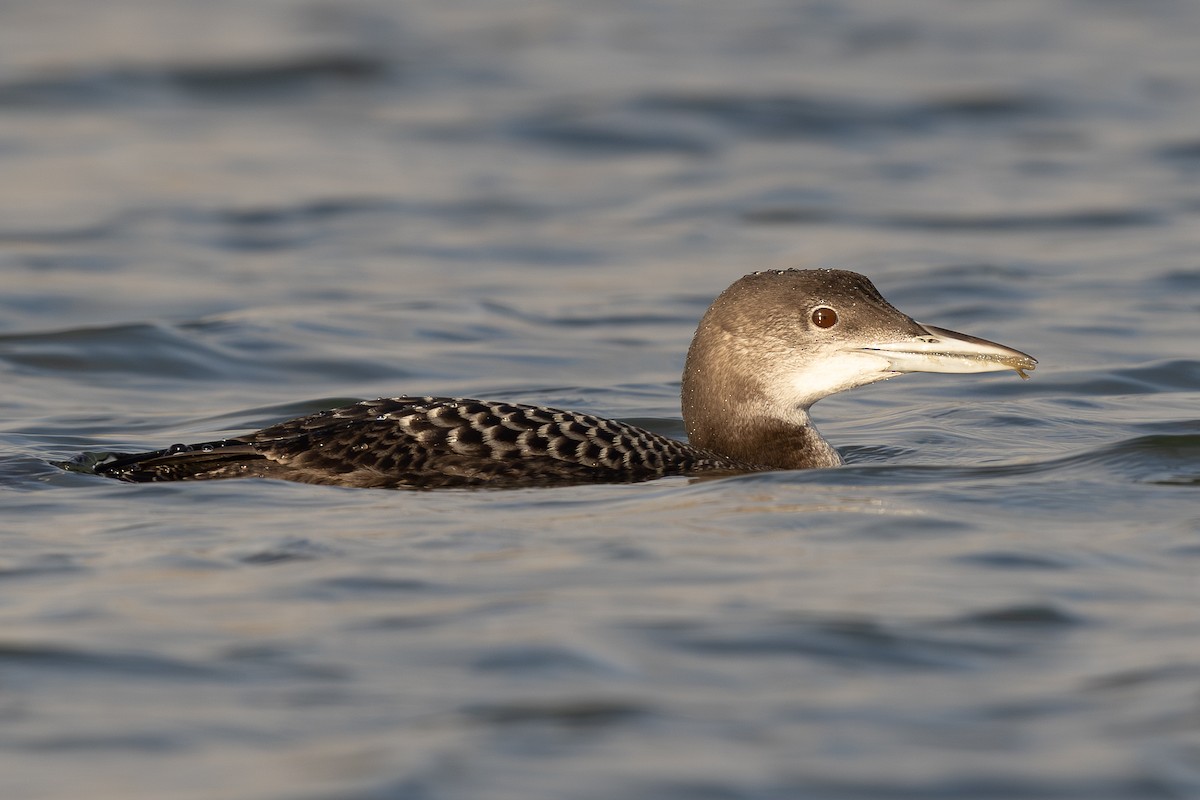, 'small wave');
1038,360,1200,396
948,603,1083,628
0,322,237,379
1154,138,1200,169
233,536,341,565
508,100,719,156
0,315,411,385
955,551,1074,571
0,52,390,108
1002,431,1200,486
460,698,650,728
504,87,1056,156
0,641,222,680
640,614,1020,670
739,202,1162,232
470,643,626,677
0,215,127,245
875,208,1164,232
